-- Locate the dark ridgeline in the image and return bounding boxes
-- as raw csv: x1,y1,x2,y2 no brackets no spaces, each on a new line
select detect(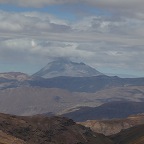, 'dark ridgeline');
62,101,144,121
